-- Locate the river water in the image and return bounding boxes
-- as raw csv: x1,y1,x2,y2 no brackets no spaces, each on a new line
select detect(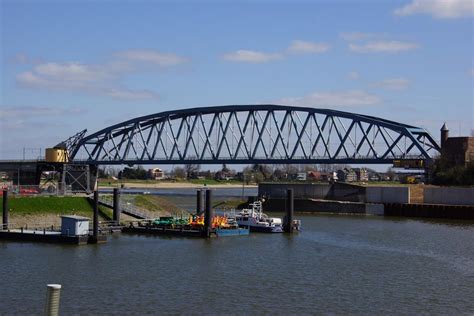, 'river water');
1,190,474,315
